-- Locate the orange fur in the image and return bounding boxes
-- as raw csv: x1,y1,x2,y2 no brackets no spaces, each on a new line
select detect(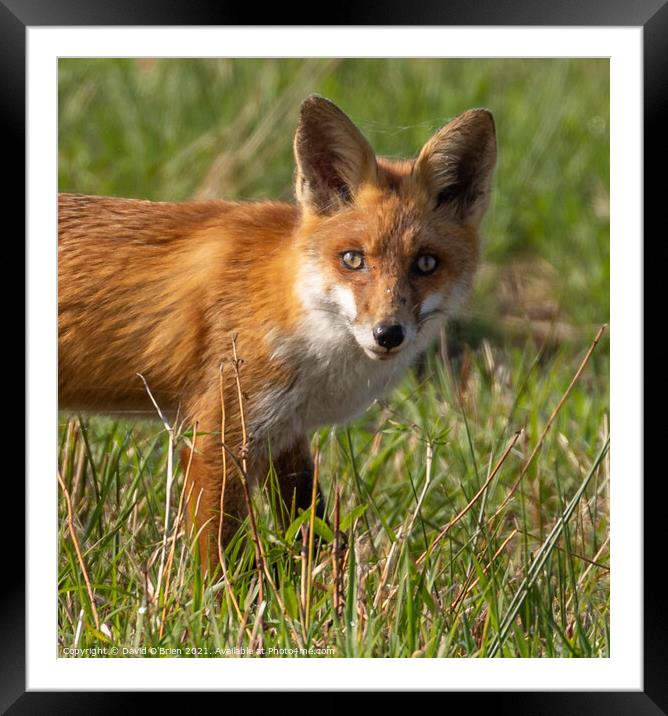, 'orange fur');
58,96,496,573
